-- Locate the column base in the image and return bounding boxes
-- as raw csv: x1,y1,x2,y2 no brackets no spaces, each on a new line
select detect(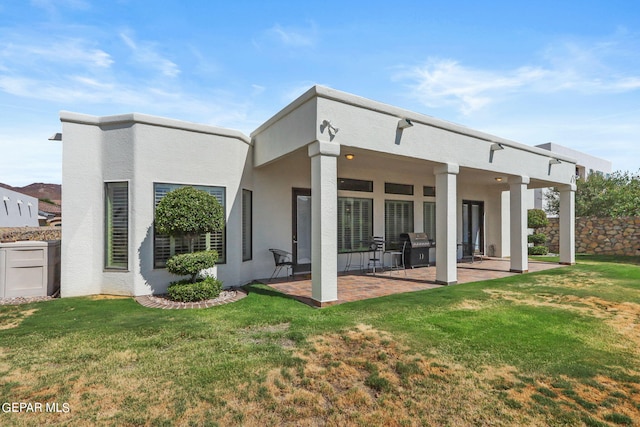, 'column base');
509,269,529,273
435,280,457,286
310,298,339,308
559,262,576,266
